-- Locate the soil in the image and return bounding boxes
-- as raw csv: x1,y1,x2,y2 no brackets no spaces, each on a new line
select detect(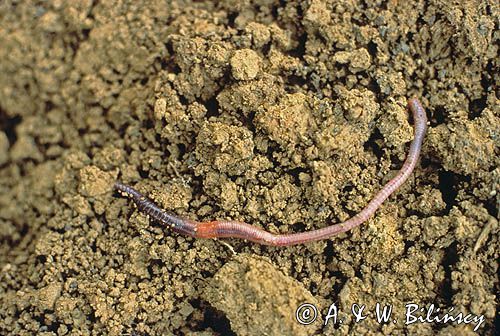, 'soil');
0,1,498,335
